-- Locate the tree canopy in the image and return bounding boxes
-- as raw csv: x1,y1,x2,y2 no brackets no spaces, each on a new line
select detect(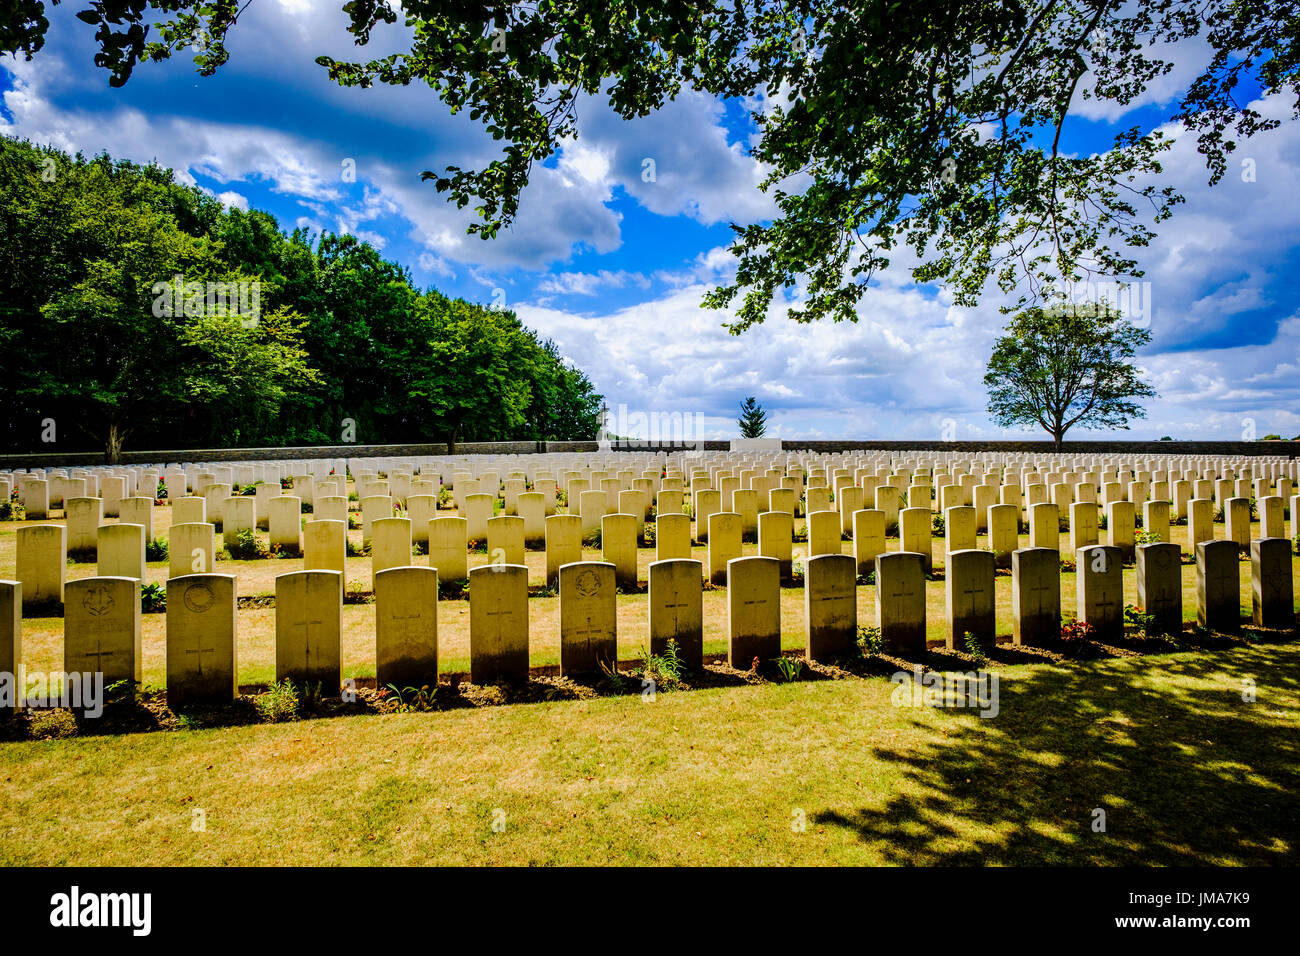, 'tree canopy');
984,302,1155,448
5,1,1295,331
0,135,603,457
